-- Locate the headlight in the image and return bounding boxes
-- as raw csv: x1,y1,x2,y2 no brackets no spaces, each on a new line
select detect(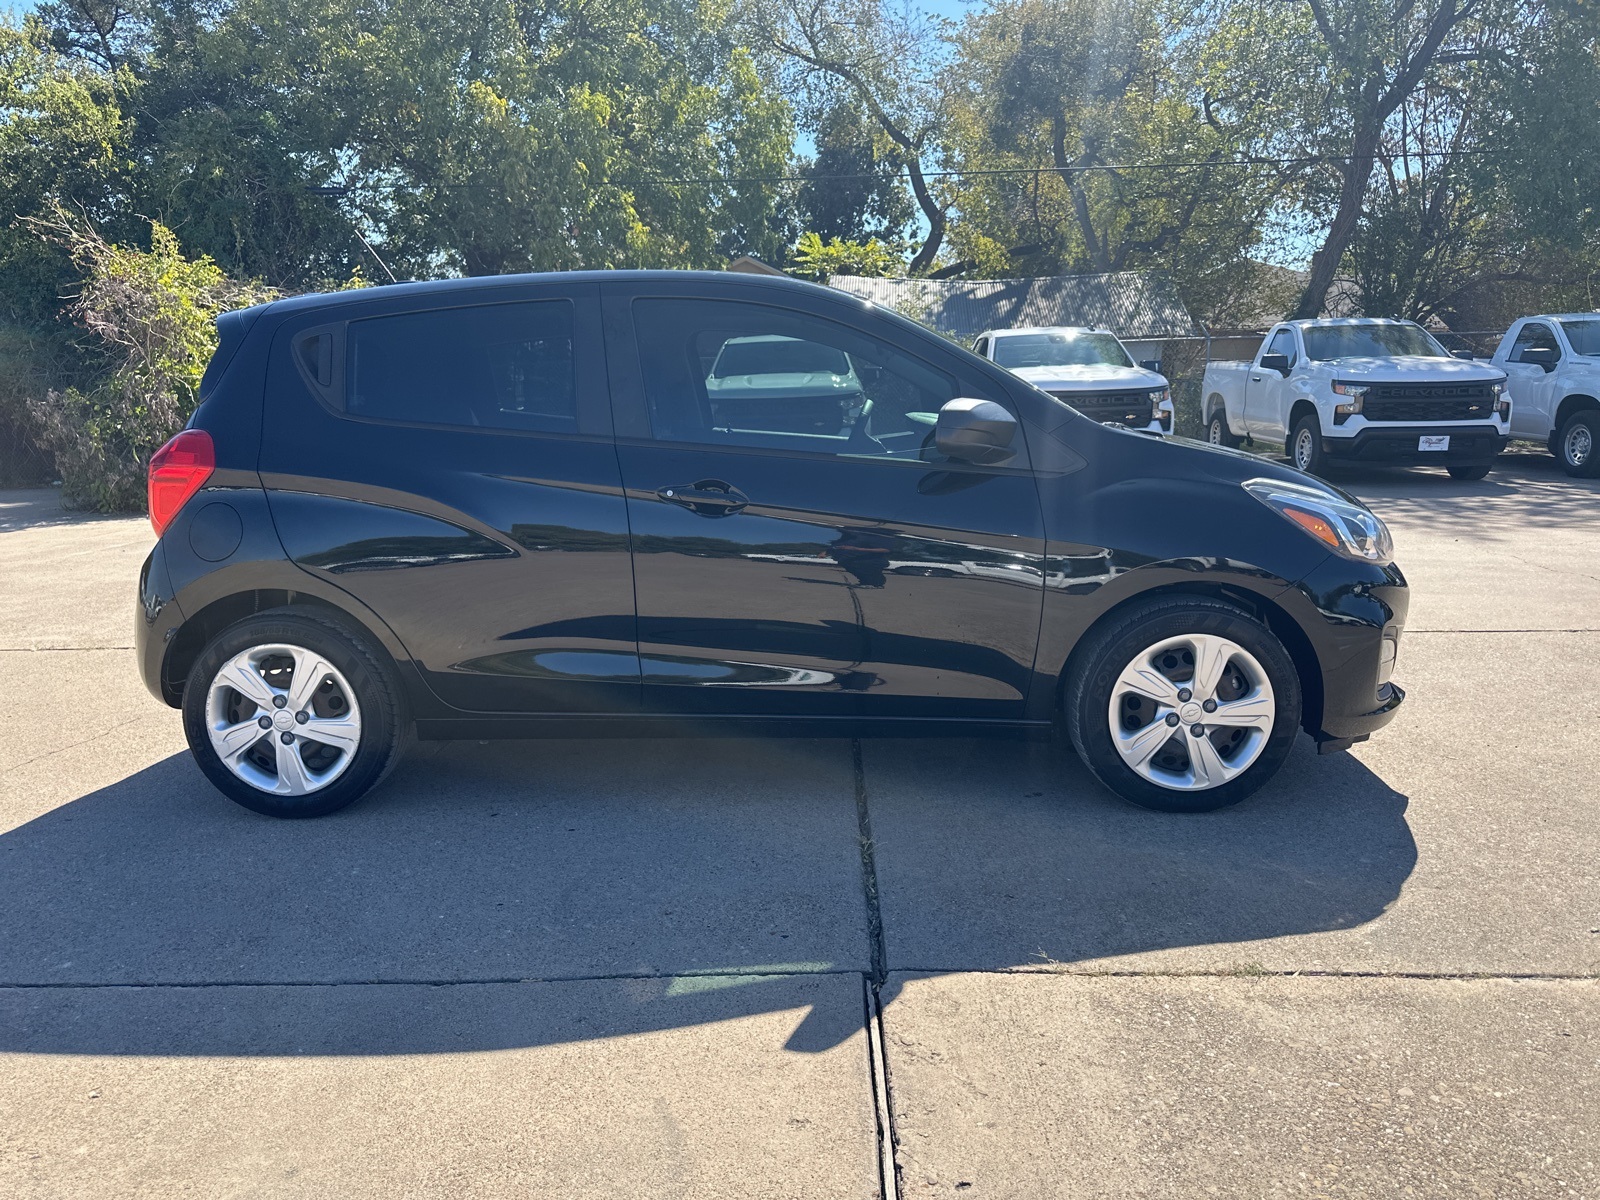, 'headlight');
1243,477,1394,564
1490,380,1511,421
1148,388,1171,426
1331,381,1367,423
